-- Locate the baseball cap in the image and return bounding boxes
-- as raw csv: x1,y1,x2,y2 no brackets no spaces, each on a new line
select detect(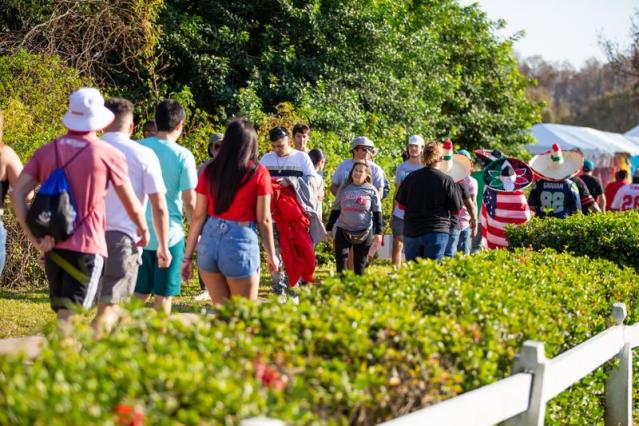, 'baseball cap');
583,160,594,172
407,135,425,146
457,149,472,162
209,132,224,146
269,126,289,141
351,136,375,150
